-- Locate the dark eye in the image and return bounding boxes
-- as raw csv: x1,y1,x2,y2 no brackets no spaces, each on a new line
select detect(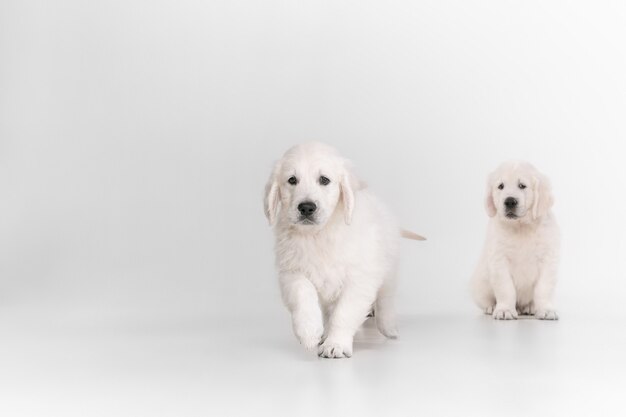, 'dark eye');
319,176,330,186
519,183,527,189
498,183,504,190
288,176,298,185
